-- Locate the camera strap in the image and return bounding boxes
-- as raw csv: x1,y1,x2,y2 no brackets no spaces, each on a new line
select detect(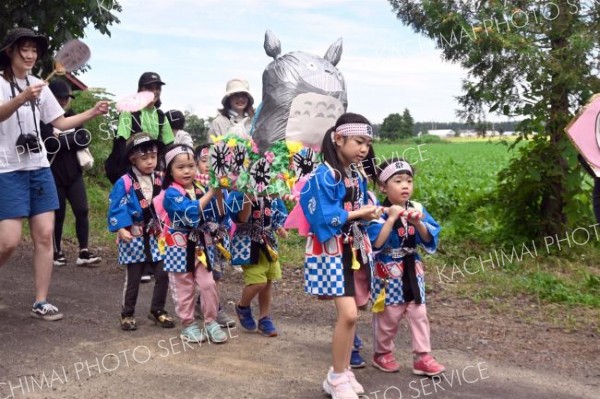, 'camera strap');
10,76,41,139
